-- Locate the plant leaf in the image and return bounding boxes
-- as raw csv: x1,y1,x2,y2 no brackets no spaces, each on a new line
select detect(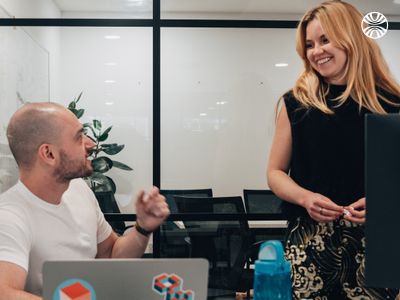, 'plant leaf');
98,133,108,142
88,172,113,192
69,107,78,116
100,125,112,137
93,119,102,130
98,126,112,142
92,156,113,173
83,123,98,139
75,91,83,104
75,109,85,119
101,143,118,147
101,144,124,155
112,160,133,171
68,101,76,109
